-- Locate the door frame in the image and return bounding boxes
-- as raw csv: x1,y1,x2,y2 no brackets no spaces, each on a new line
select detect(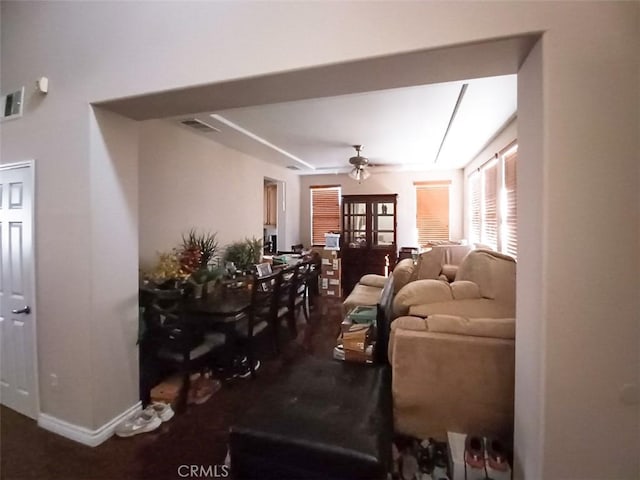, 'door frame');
0,160,40,419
